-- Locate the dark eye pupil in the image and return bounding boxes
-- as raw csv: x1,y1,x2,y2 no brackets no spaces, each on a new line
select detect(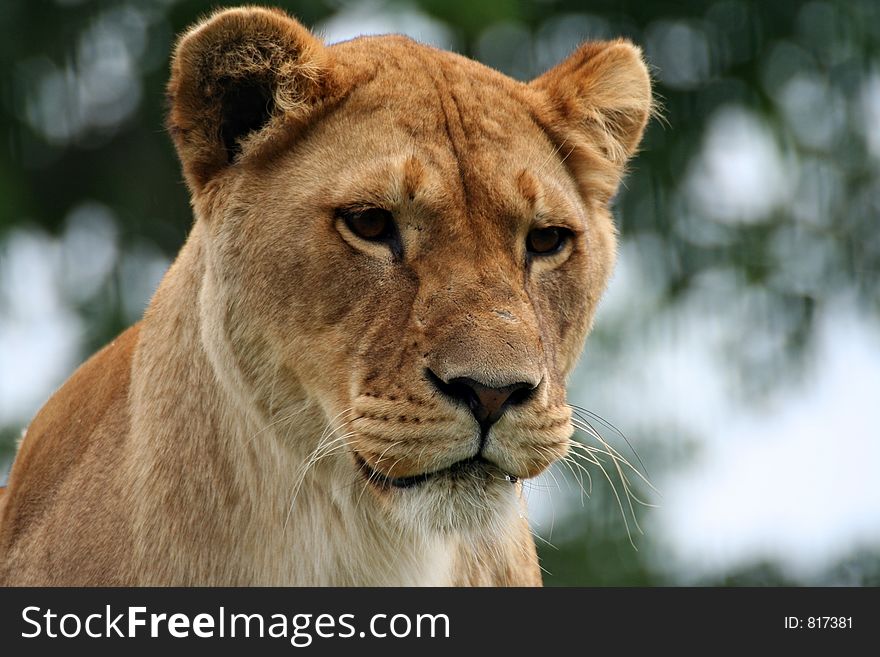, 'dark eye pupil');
345,208,391,240
527,227,564,254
